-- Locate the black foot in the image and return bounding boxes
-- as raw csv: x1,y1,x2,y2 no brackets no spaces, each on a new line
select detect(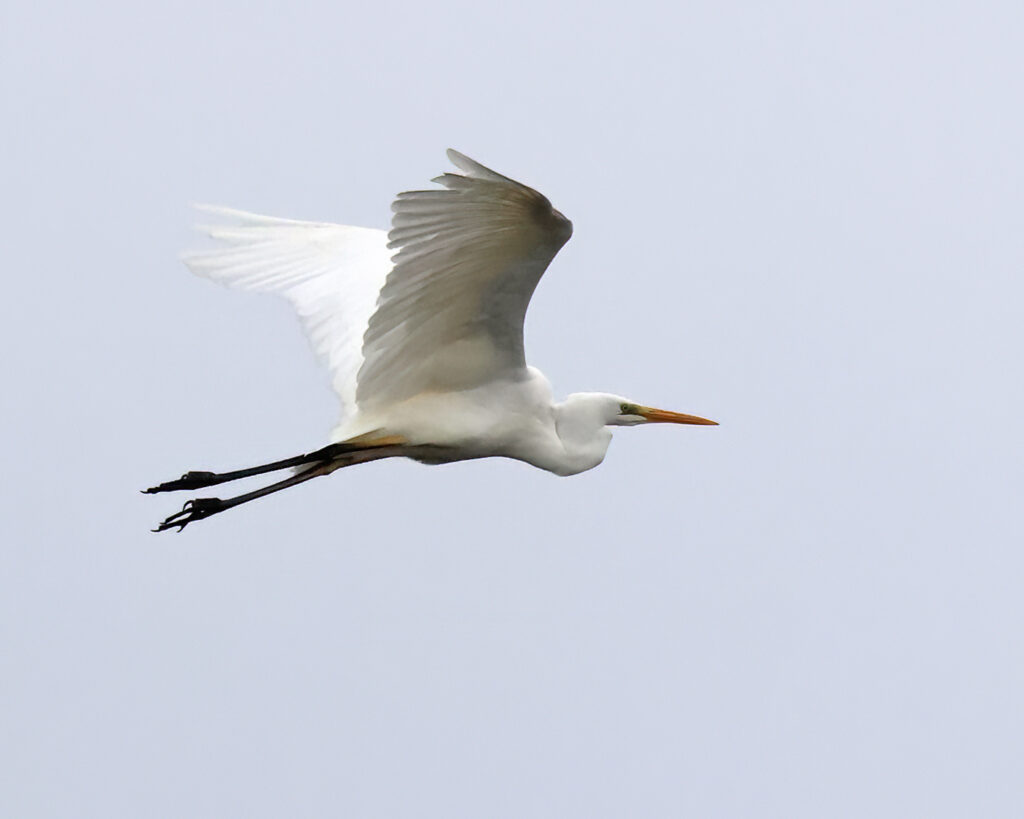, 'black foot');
144,471,220,494
153,497,227,532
